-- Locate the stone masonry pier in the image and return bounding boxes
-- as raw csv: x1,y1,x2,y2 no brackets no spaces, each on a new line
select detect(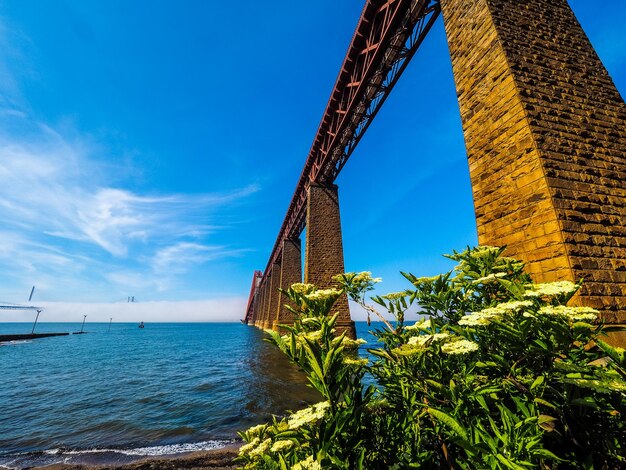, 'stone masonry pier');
245,0,626,346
